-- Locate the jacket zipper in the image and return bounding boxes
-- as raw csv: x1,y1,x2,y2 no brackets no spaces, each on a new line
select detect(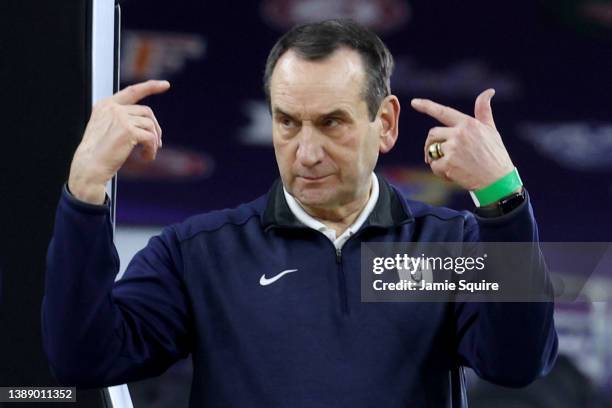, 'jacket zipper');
333,229,372,316
335,247,349,315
